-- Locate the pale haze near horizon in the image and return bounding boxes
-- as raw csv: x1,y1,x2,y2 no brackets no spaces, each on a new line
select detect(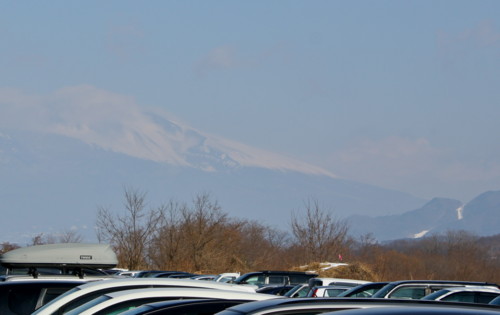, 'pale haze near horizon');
1,1,499,203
